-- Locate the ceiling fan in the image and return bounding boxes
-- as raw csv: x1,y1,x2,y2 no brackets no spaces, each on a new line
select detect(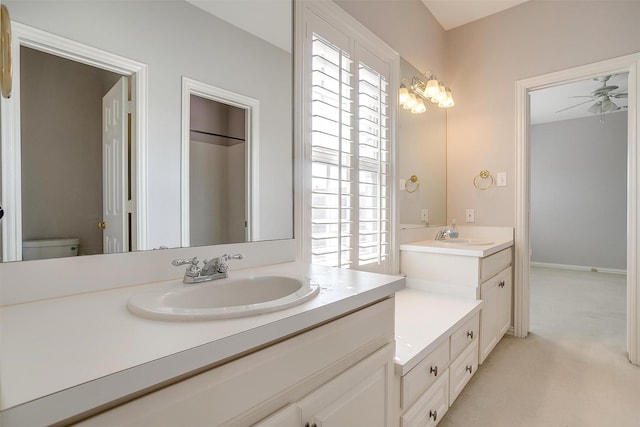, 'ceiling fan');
557,75,628,115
